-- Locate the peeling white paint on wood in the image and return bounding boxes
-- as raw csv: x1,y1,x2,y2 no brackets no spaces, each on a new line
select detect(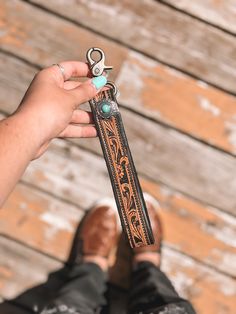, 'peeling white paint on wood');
0,236,235,311
45,192,83,226
129,50,157,68
24,139,113,209
162,0,236,34
0,237,62,299
210,249,236,277
225,118,236,153
116,52,162,118
40,212,74,233
198,96,221,116
116,60,145,109
0,1,236,313
197,80,209,89
203,207,236,248
209,206,236,226
26,0,236,92
162,247,236,299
